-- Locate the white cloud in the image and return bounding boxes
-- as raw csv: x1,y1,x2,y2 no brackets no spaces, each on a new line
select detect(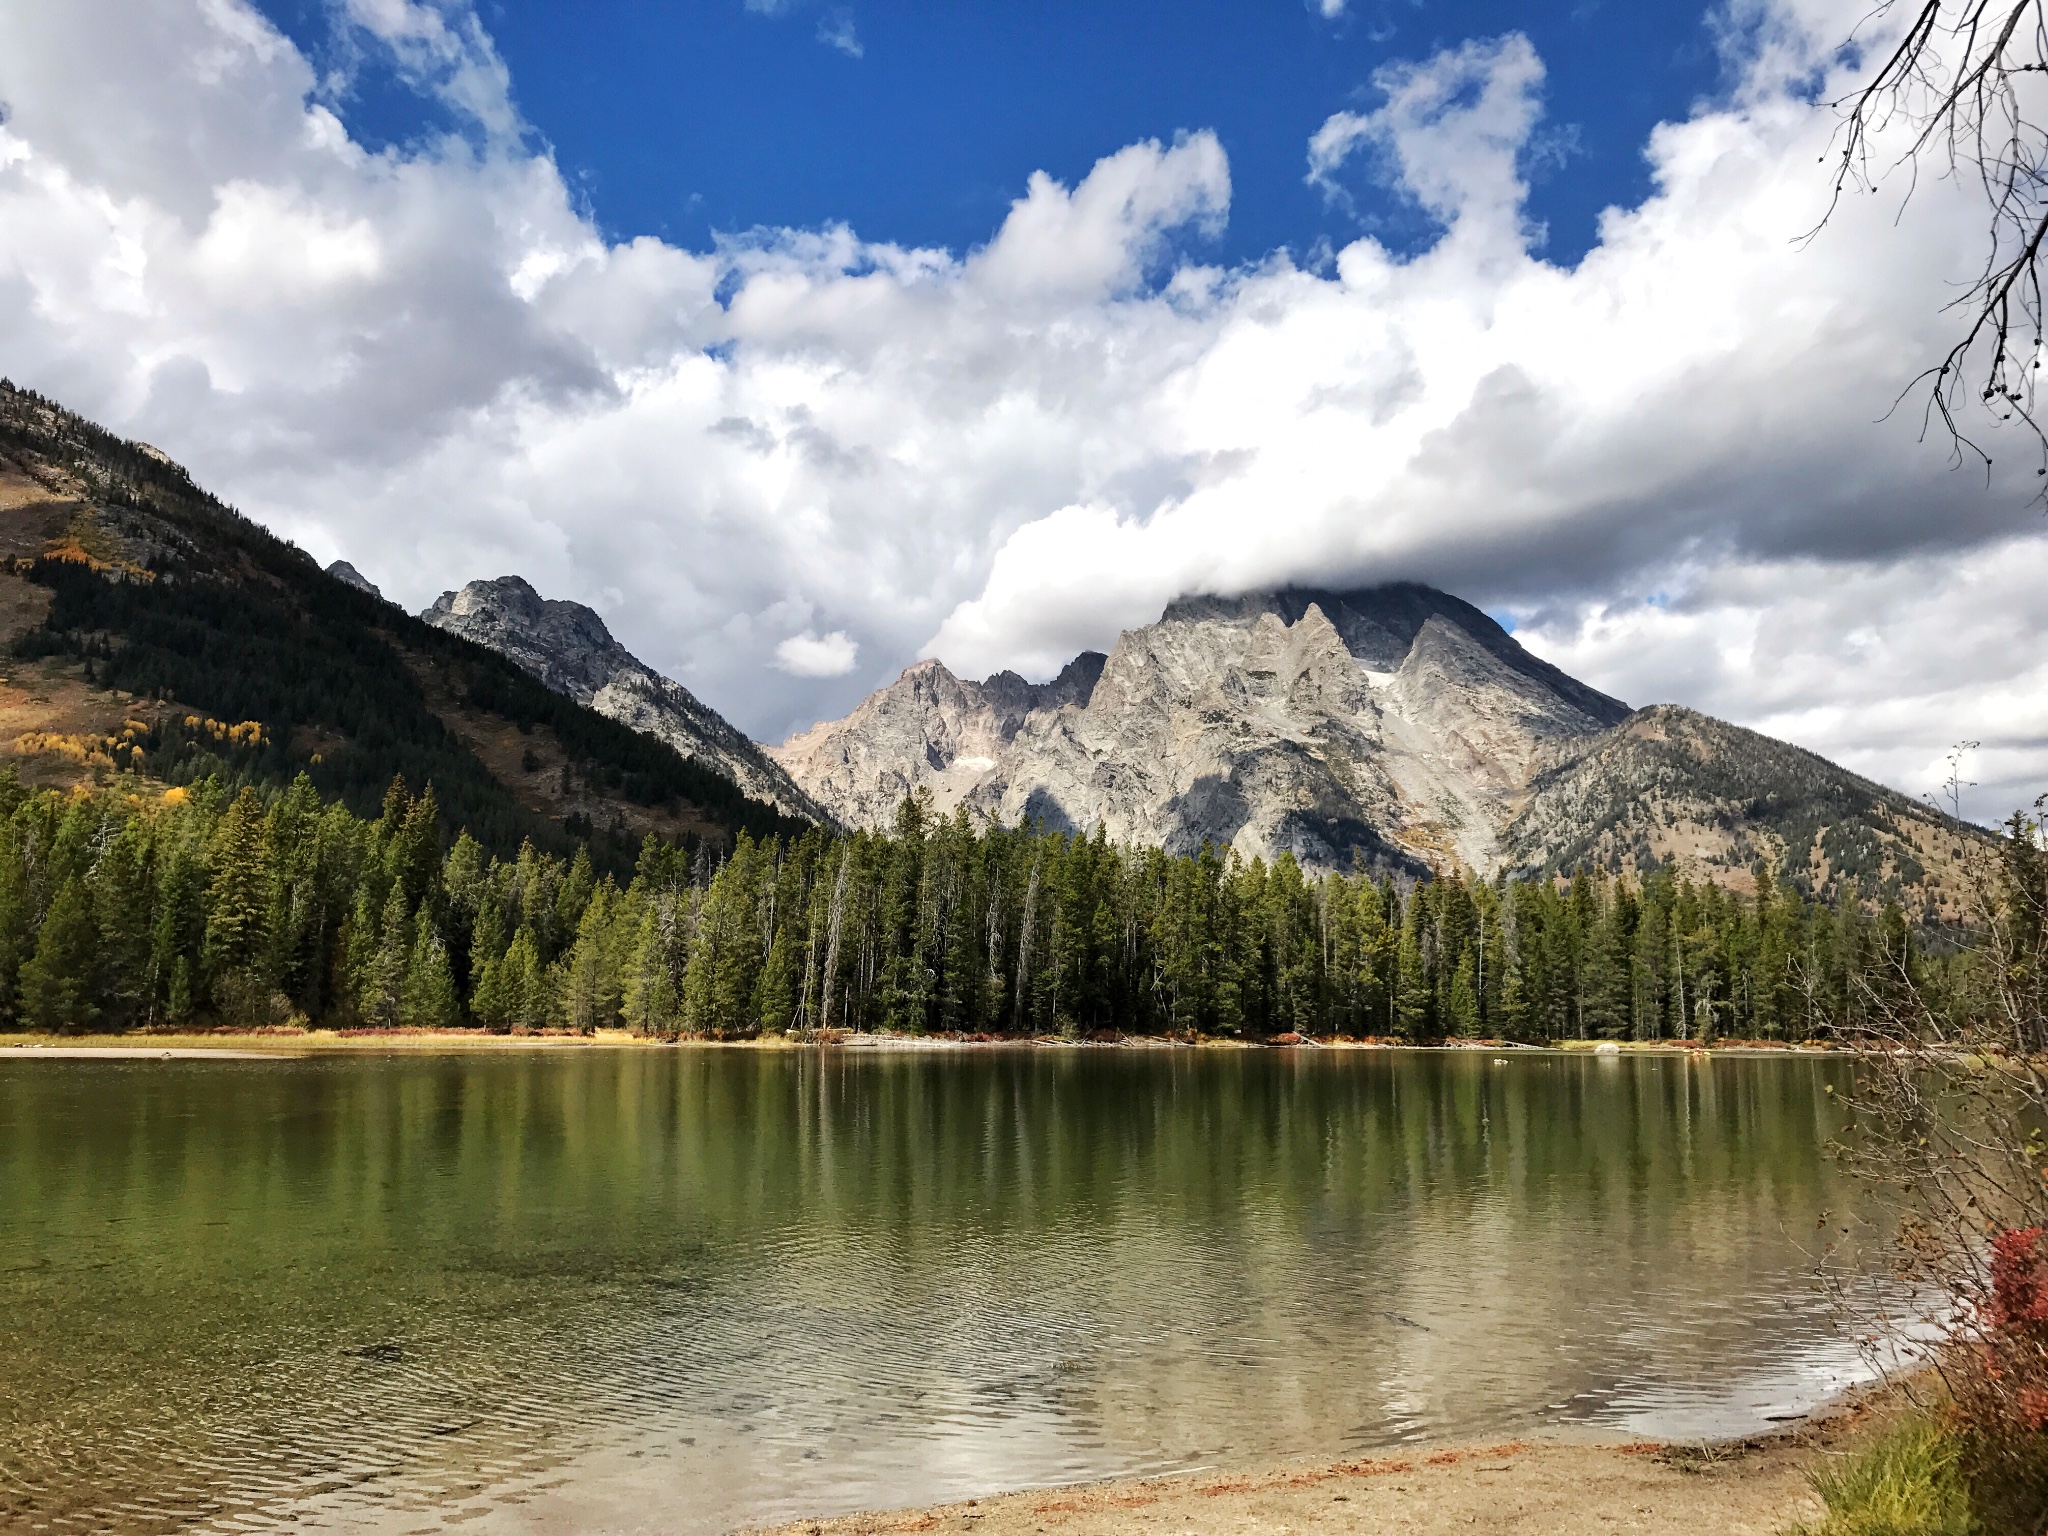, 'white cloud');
1308,33,1545,240
745,0,864,58
1508,538,2048,824
0,0,2042,819
816,9,862,58
335,0,521,141
774,629,859,677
